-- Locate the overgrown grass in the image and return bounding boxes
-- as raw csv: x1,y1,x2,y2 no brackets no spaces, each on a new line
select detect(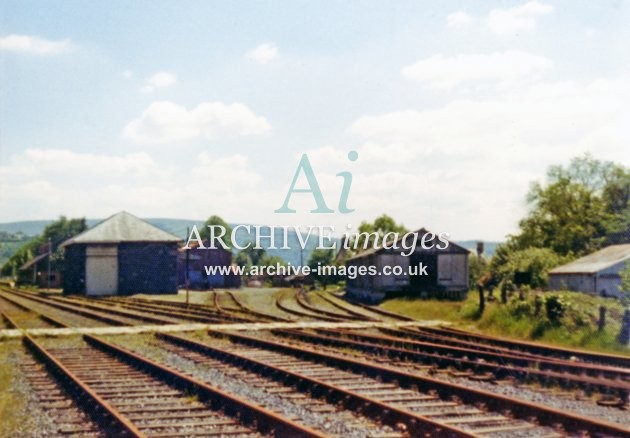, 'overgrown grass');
381,290,630,355
0,340,28,435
